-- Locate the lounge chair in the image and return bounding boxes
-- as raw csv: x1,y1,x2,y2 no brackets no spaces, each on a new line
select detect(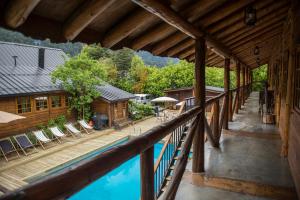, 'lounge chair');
49,127,67,142
0,137,20,161
33,130,59,149
13,134,37,156
78,120,94,134
65,123,82,137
